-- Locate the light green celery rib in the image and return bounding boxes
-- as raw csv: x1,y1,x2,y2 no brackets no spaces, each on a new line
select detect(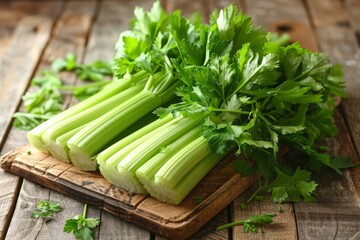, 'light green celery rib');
68,70,179,171
151,153,224,205
42,83,145,147
97,114,174,165
27,70,149,151
118,115,203,171
136,126,202,192
113,115,203,193
68,90,161,171
47,124,87,162
154,136,212,189
98,117,181,192
68,72,168,156
69,89,178,171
